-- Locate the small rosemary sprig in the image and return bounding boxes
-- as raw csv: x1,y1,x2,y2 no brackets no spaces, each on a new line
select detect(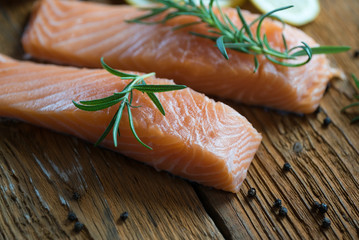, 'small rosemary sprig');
127,0,350,72
72,58,187,149
341,74,359,123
